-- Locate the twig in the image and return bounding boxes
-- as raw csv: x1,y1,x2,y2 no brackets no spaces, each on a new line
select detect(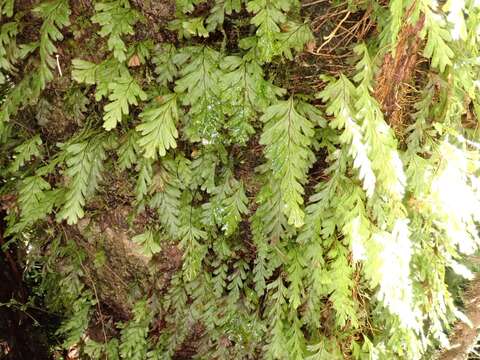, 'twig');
302,0,329,7
314,11,351,53
56,54,63,77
